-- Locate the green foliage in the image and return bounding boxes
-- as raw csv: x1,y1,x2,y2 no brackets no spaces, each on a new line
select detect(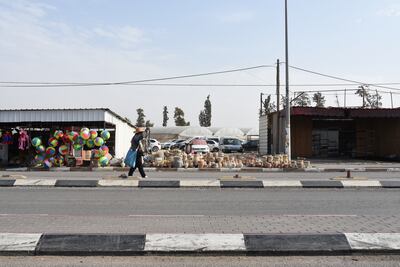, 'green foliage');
136,108,145,127
313,92,326,107
199,95,212,127
174,107,190,126
162,106,169,127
